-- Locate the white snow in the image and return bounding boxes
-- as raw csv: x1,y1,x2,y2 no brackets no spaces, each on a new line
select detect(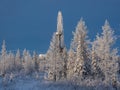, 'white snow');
0,72,75,90
0,72,118,90
39,54,46,60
